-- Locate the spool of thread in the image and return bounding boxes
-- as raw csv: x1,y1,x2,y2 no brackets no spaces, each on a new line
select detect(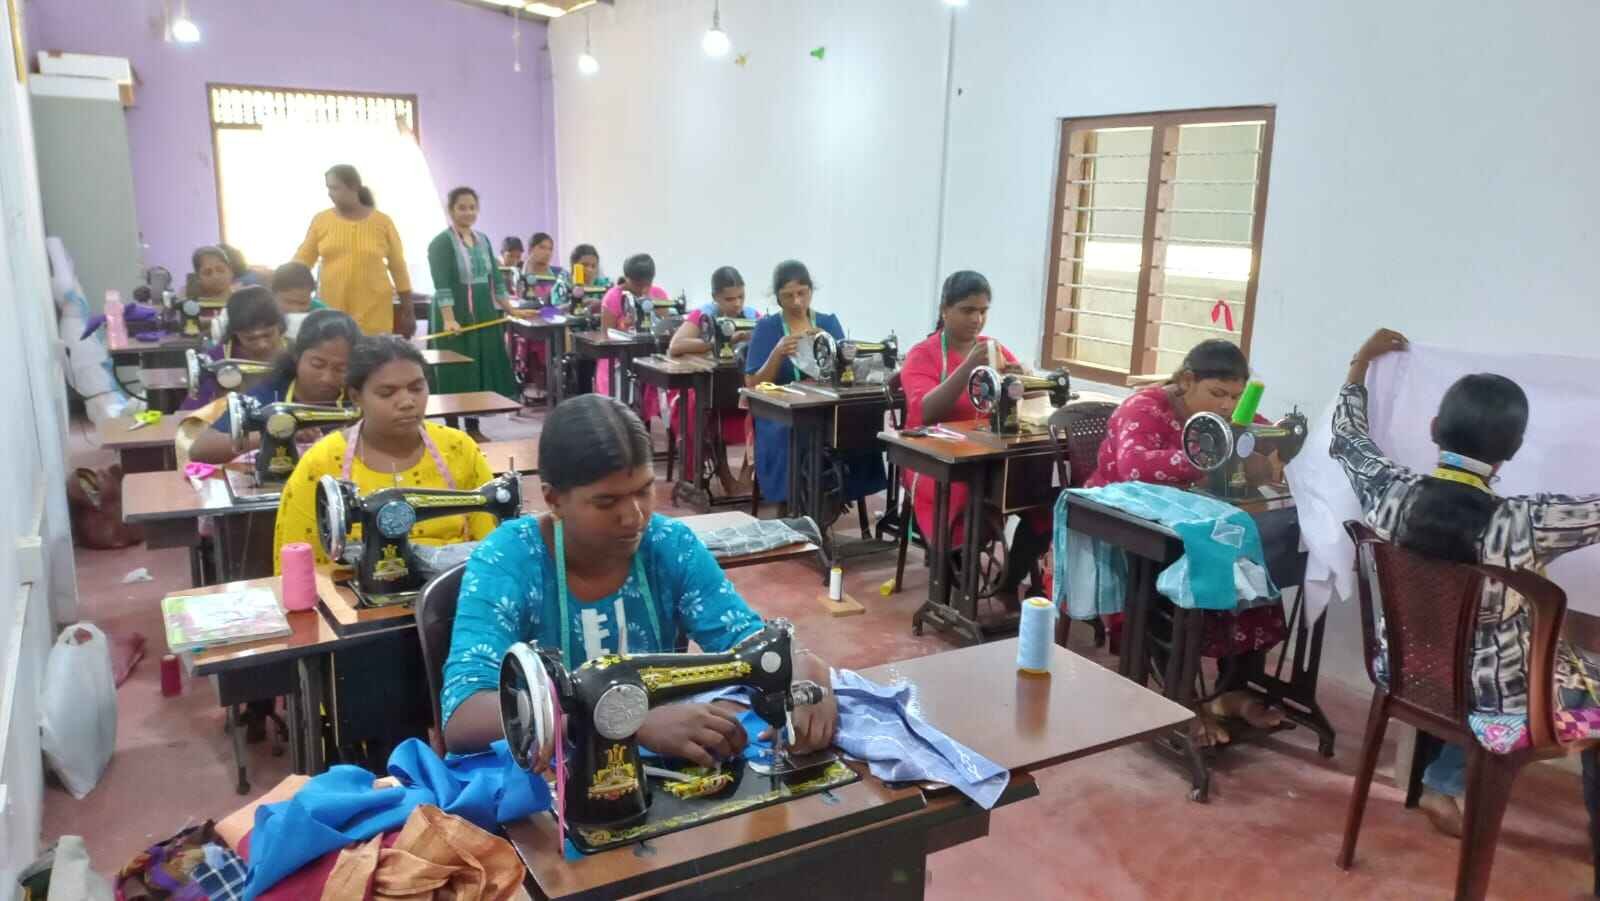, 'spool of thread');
828,567,843,601
1016,597,1057,676
280,542,318,611
160,653,182,697
572,262,587,285
1231,380,1265,426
